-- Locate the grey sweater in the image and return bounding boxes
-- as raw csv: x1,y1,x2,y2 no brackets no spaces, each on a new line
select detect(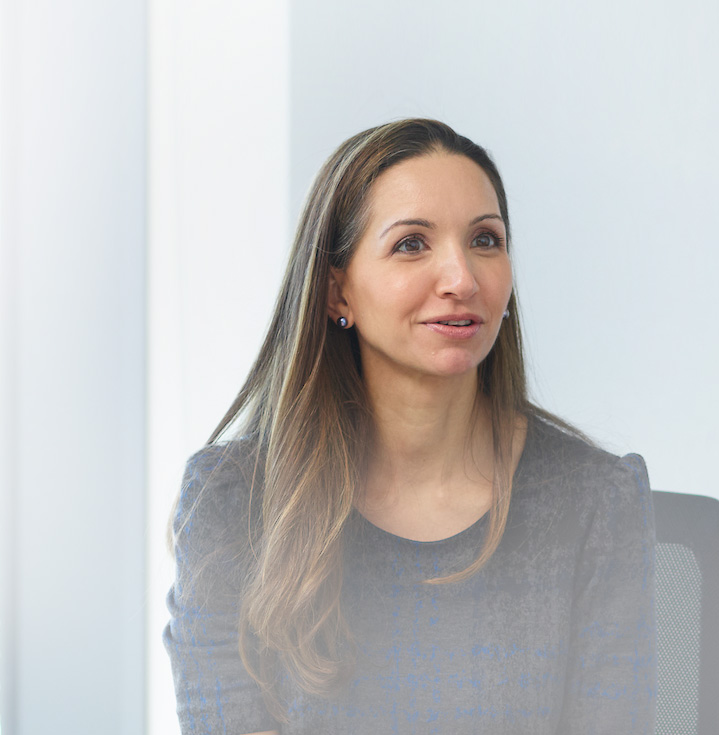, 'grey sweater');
164,416,656,734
